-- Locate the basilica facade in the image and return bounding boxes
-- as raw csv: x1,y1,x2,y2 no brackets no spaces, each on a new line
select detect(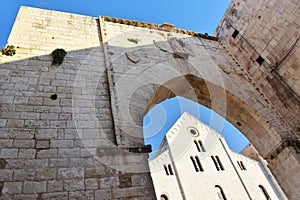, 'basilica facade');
150,113,286,200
